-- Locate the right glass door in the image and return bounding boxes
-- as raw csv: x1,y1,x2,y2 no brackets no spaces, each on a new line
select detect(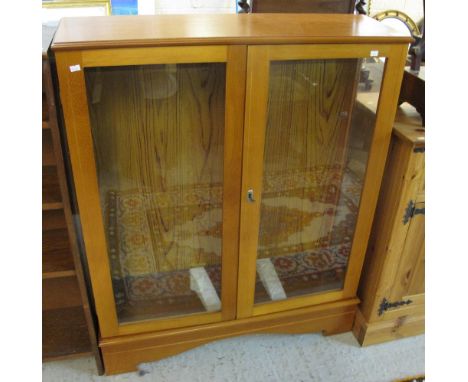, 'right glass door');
238,44,399,317
255,57,384,303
